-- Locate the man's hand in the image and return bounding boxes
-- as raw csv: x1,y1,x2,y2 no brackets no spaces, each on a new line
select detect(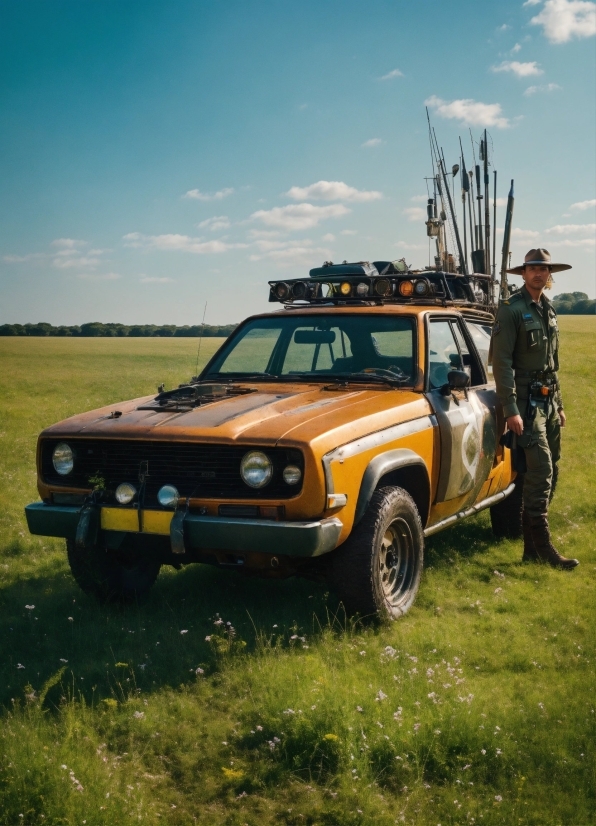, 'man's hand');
506,414,524,436
559,408,566,427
